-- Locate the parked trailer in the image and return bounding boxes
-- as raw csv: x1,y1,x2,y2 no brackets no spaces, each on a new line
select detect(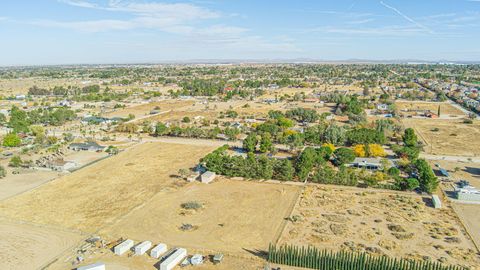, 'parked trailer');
77,262,105,270
114,239,134,255
135,241,152,255
159,248,187,270
432,195,442,209
150,243,168,259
